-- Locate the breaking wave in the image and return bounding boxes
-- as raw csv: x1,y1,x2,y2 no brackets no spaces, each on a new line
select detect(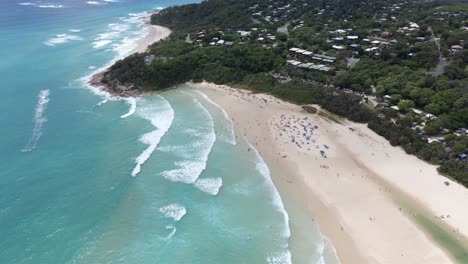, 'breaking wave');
160,99,216,184
82,11,151,97
267,251,292,264
45,34,82,46
246,139,292,263
194,90,236,145
92,40,112,49
193,177,223,195
19,2,64,8
86,1,106,5
163,225,176,240
131,96,174,176
22,89,50,152
159,204,186,221
120,97,136,119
